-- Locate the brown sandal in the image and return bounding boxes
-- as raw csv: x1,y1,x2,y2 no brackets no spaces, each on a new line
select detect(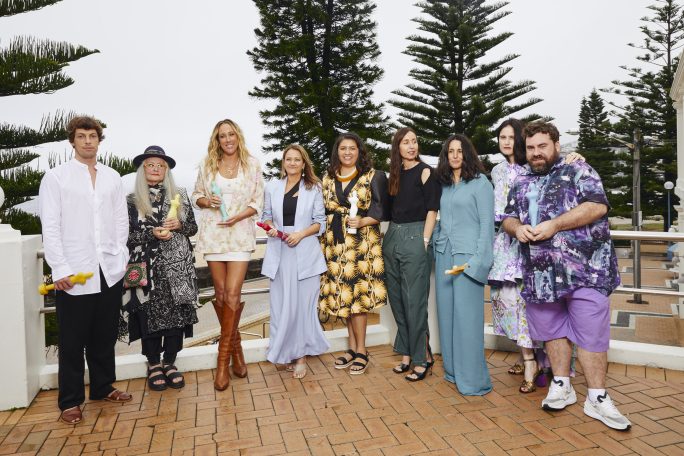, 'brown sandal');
508,363,524,375
59,406,82,424
519,359,542,394
104,389,133,403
